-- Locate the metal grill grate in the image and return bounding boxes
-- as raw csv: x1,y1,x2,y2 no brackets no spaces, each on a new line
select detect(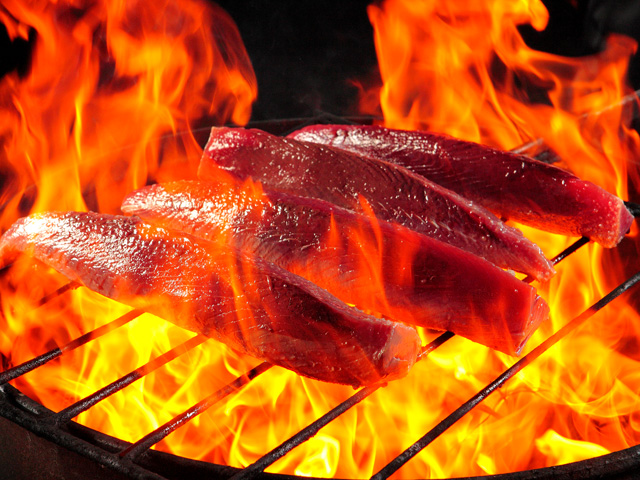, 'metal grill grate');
1,117,640,480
